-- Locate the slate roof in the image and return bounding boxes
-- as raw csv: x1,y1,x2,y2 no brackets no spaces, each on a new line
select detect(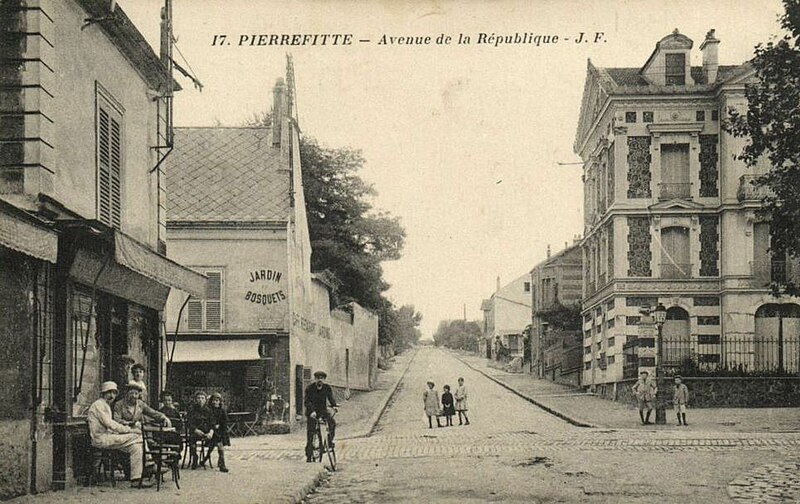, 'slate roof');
599,65,742,89
166,127,291,222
